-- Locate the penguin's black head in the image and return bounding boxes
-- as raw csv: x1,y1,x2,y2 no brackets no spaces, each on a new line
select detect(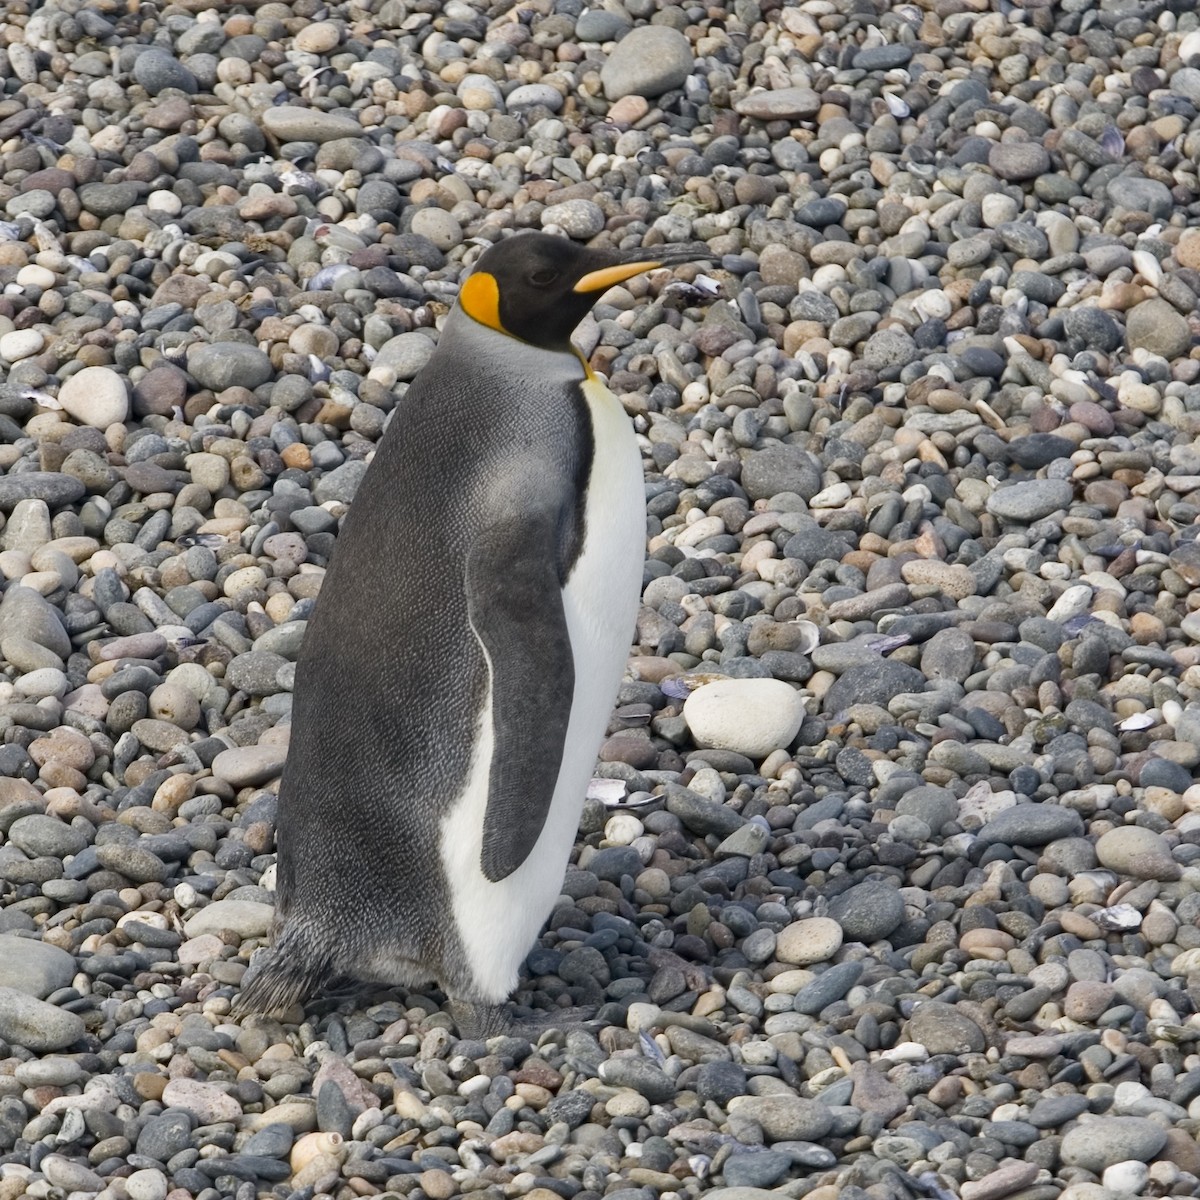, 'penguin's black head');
458,231,708,352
